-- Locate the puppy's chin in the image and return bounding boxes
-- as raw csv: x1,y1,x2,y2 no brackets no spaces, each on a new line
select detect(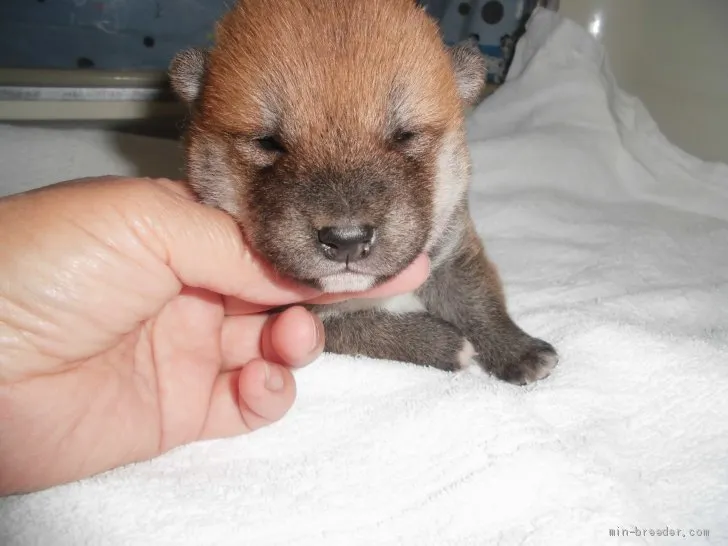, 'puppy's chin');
315,272,380,294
